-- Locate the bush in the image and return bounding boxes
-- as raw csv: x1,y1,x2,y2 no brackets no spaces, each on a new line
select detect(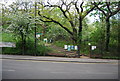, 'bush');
1,33,15,42
102,56,120,60
54,41,71,48
37,45,51,56
2,40,51,56
2,47,21,55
